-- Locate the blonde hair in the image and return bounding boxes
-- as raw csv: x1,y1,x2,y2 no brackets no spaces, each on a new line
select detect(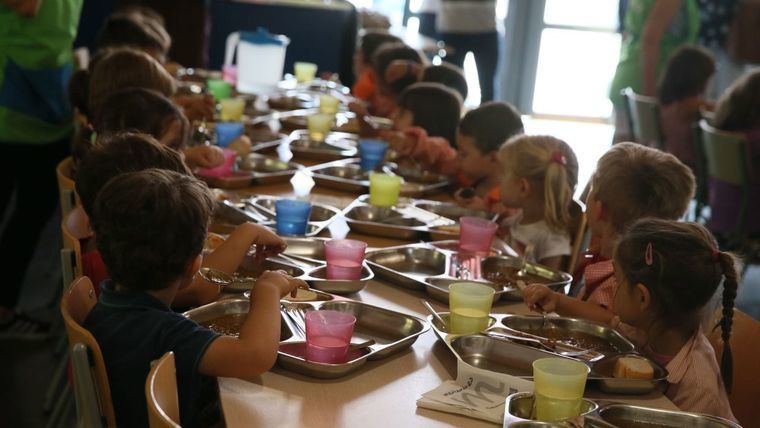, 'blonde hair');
592,142,695,232
498,135,579,232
